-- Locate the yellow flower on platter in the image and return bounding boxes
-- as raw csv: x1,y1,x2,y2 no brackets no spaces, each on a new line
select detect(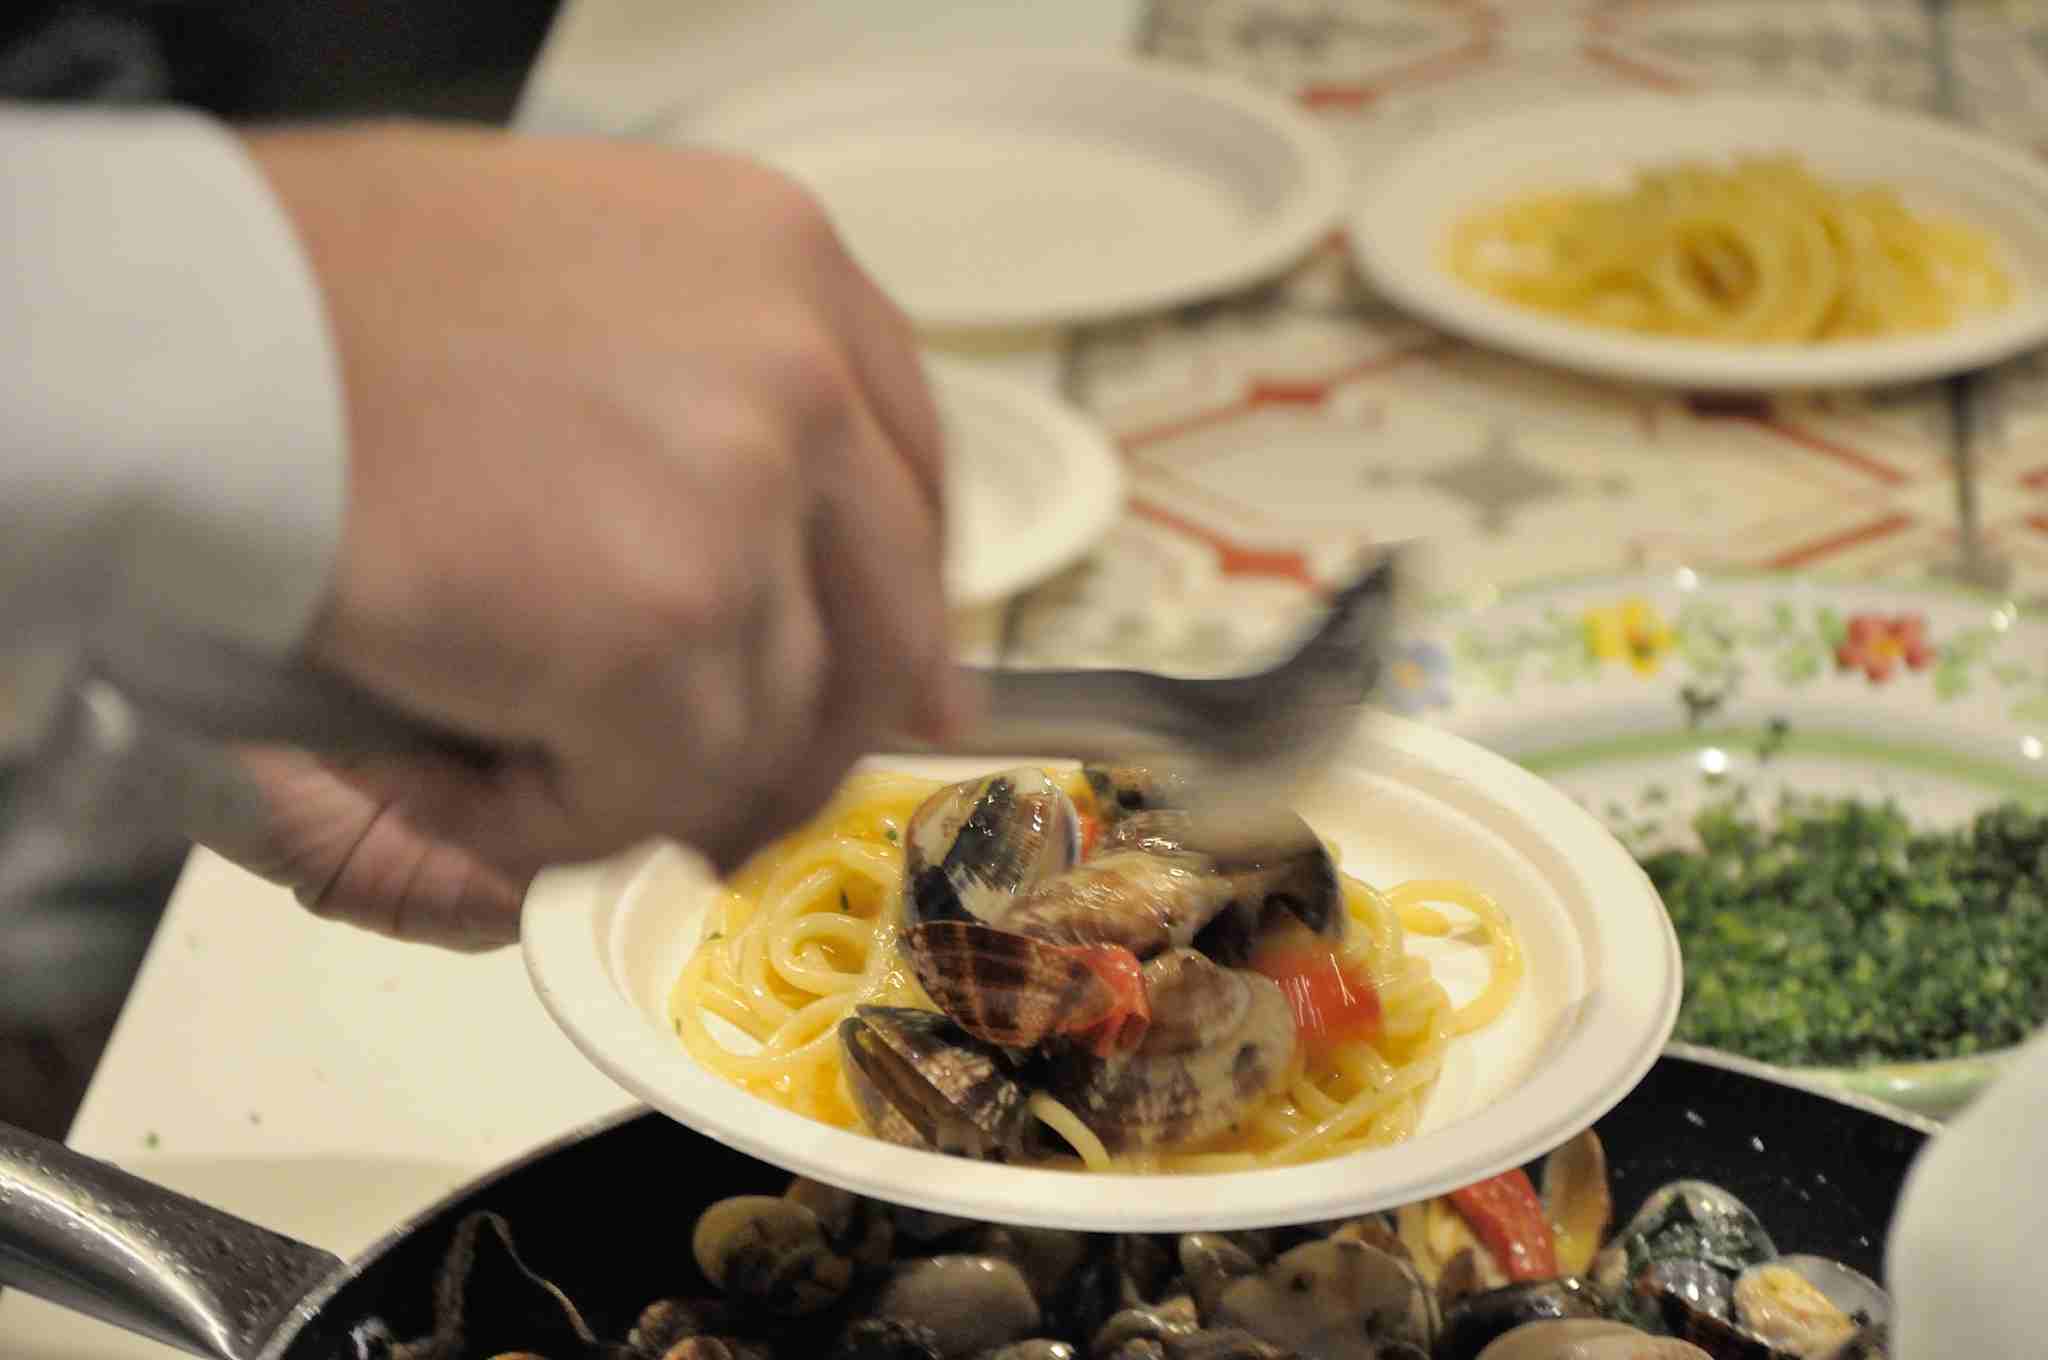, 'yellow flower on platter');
1583,598,1676,676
